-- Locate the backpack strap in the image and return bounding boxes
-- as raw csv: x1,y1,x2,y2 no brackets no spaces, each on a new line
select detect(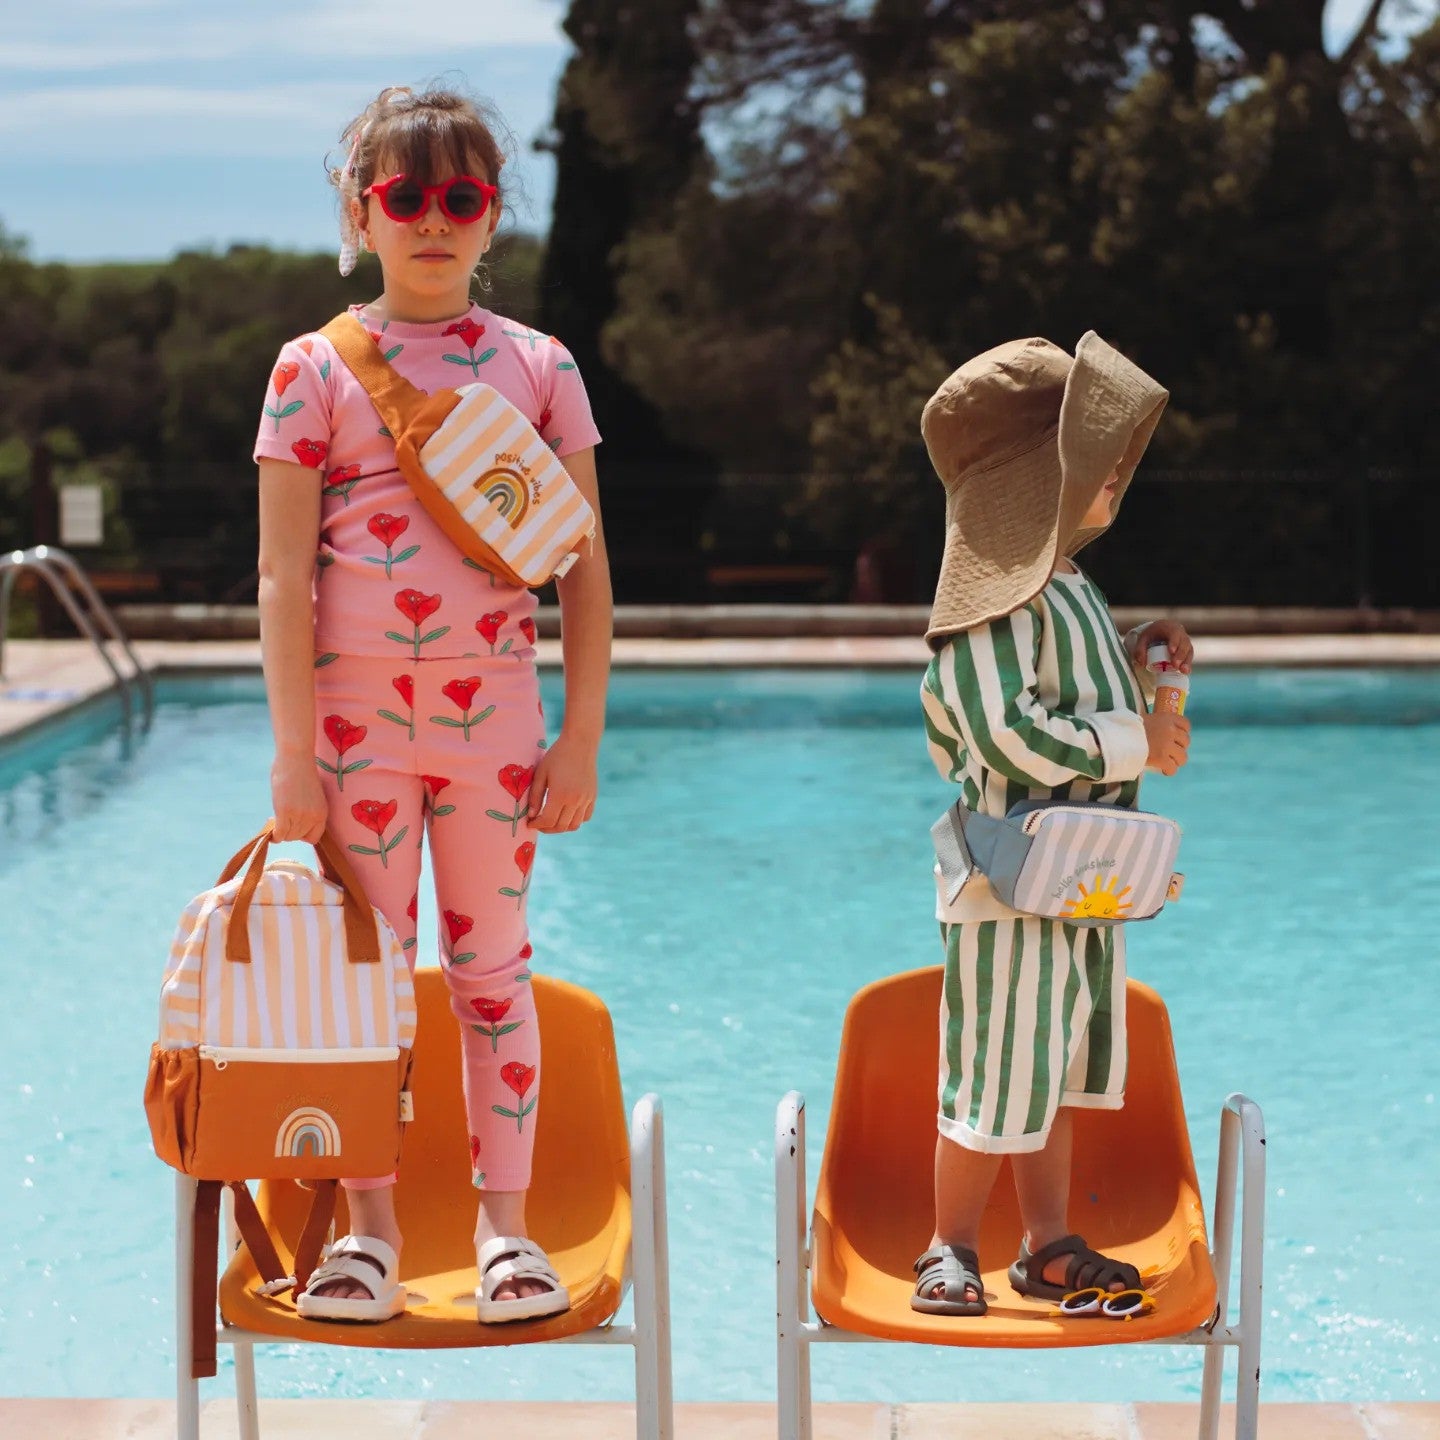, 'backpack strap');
188,1178,340,1378
319,313,427,440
